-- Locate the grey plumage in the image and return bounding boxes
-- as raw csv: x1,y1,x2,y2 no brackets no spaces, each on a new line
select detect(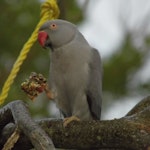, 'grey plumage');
38,19,102,120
